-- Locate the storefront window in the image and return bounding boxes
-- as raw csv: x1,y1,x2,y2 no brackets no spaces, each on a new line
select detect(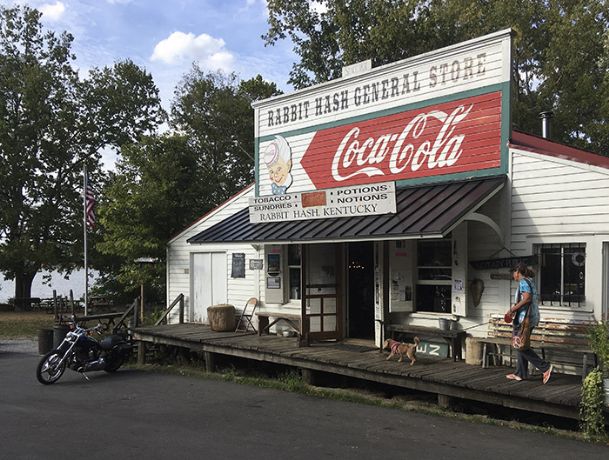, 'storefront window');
415,240,452,313
536,243,585,307
288,245,301,300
